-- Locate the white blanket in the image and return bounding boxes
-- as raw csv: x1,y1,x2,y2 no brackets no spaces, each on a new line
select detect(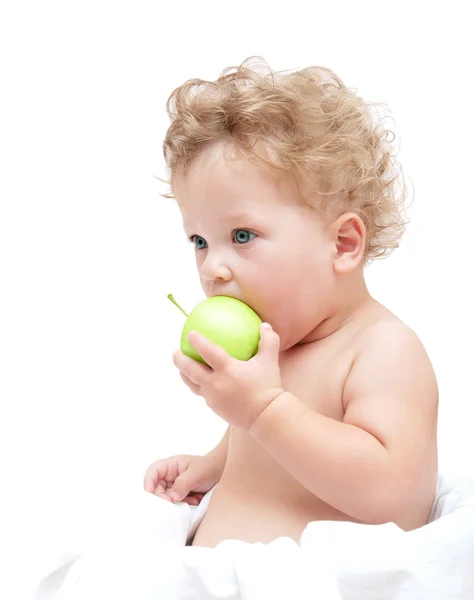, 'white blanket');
24,472,474,599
